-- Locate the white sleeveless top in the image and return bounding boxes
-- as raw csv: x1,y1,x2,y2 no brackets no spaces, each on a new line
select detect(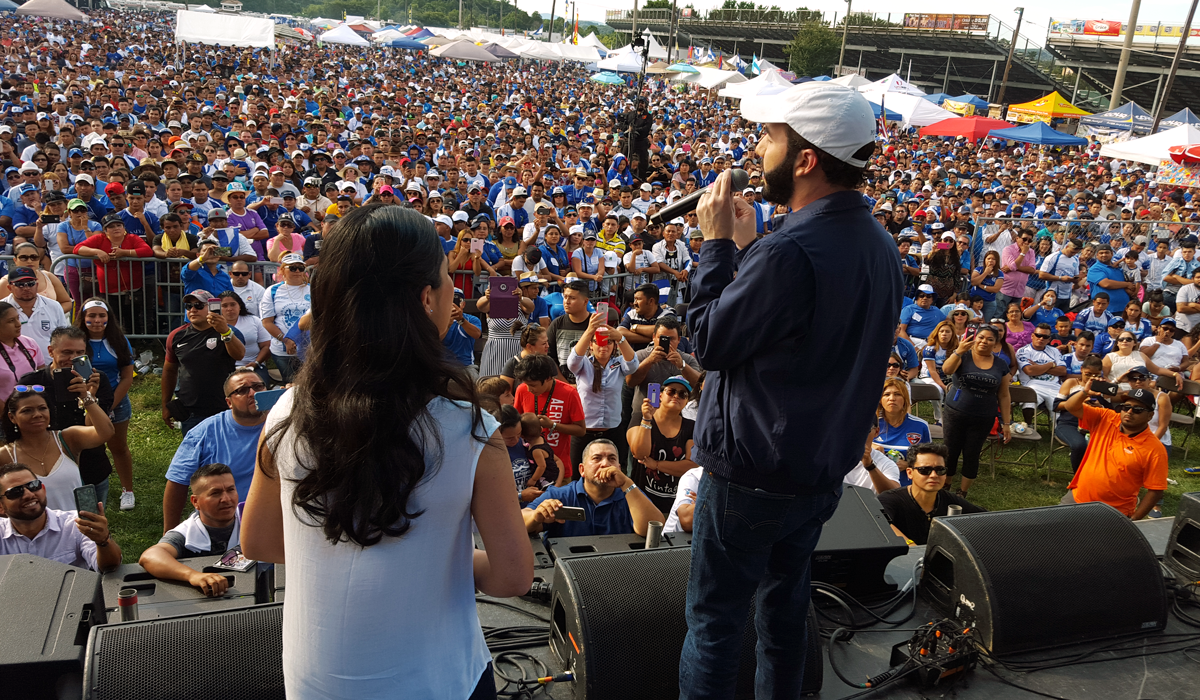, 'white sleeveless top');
12,432,82,513
268,389,499,700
